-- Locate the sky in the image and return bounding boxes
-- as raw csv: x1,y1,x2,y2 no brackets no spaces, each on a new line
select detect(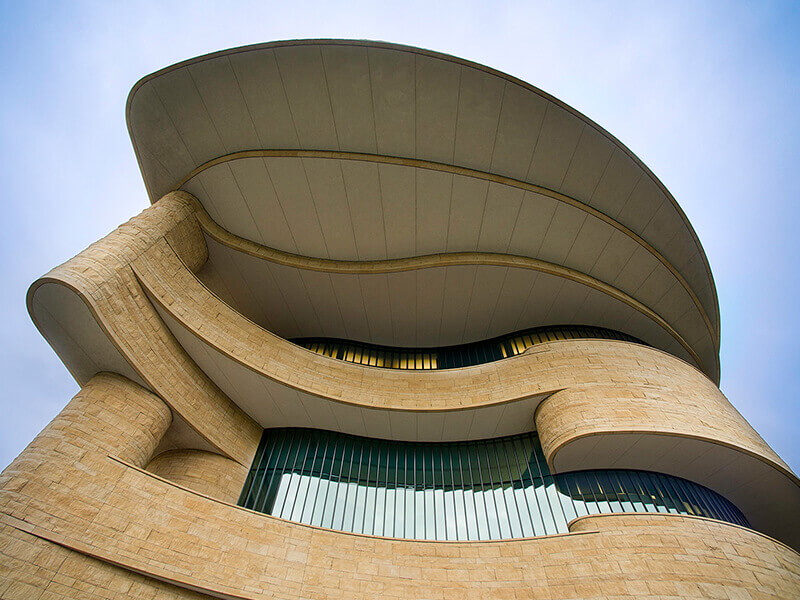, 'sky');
0,1,798,473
